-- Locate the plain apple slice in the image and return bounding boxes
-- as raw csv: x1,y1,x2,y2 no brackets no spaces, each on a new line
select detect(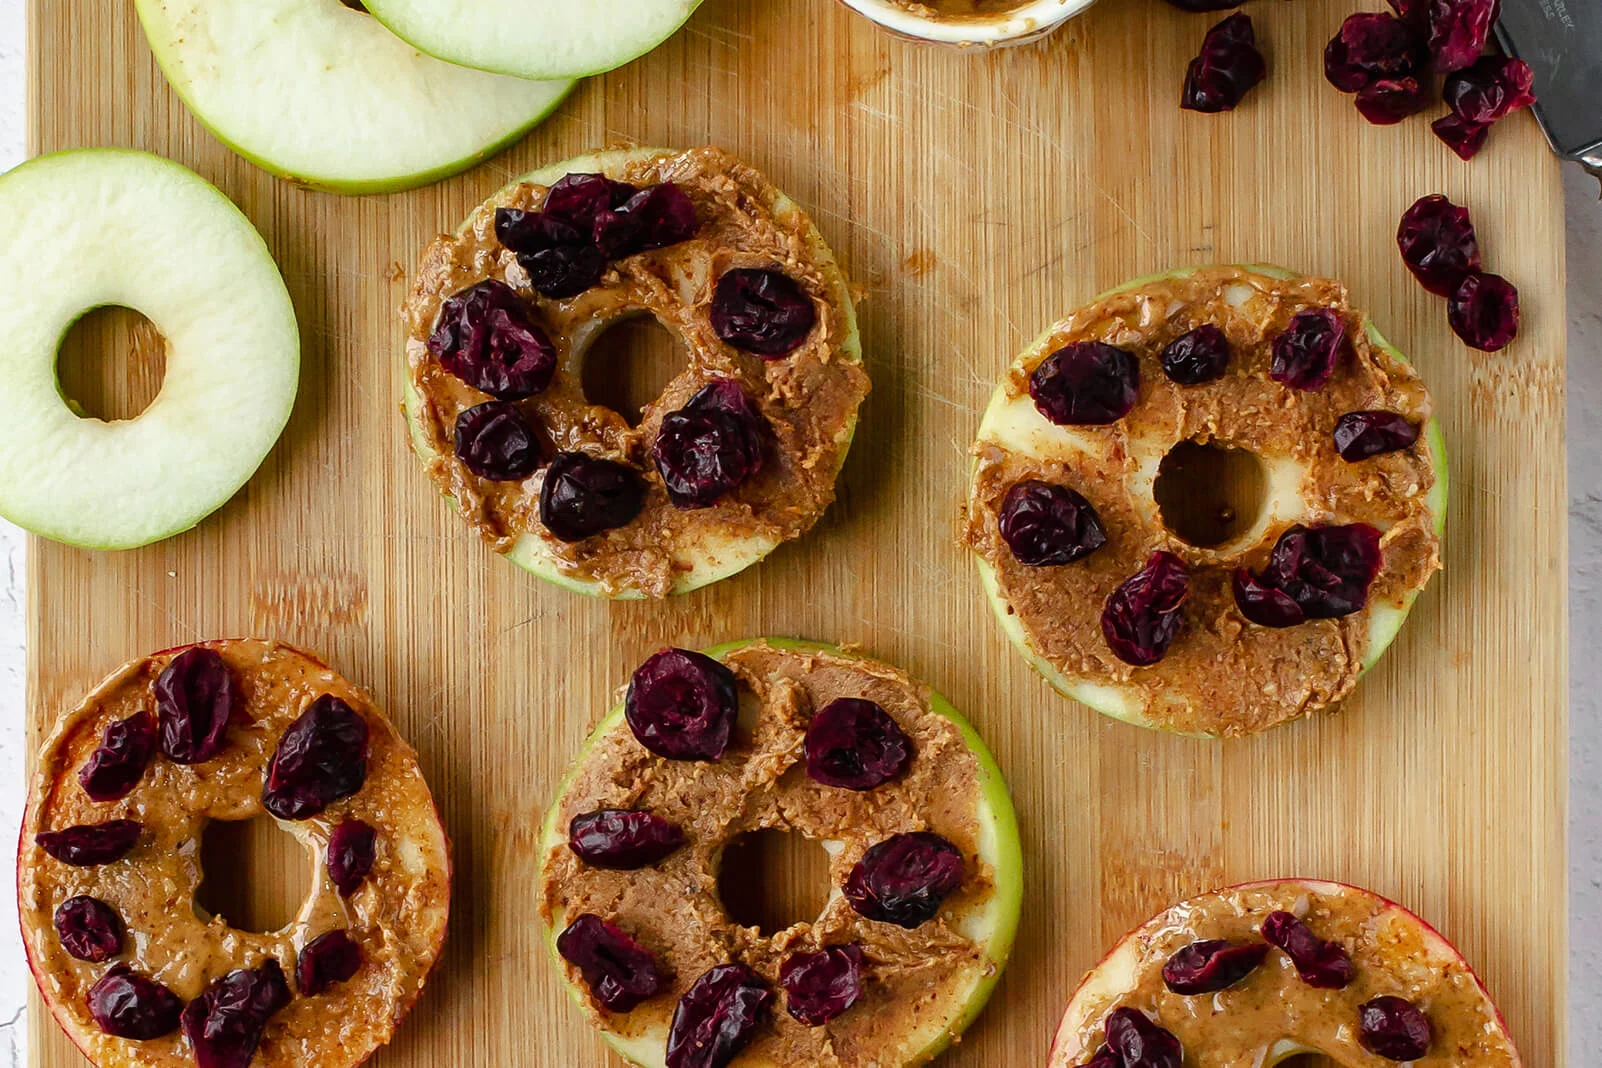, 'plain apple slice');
134,0,573,194
0,149,299,550
361,0,703,81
